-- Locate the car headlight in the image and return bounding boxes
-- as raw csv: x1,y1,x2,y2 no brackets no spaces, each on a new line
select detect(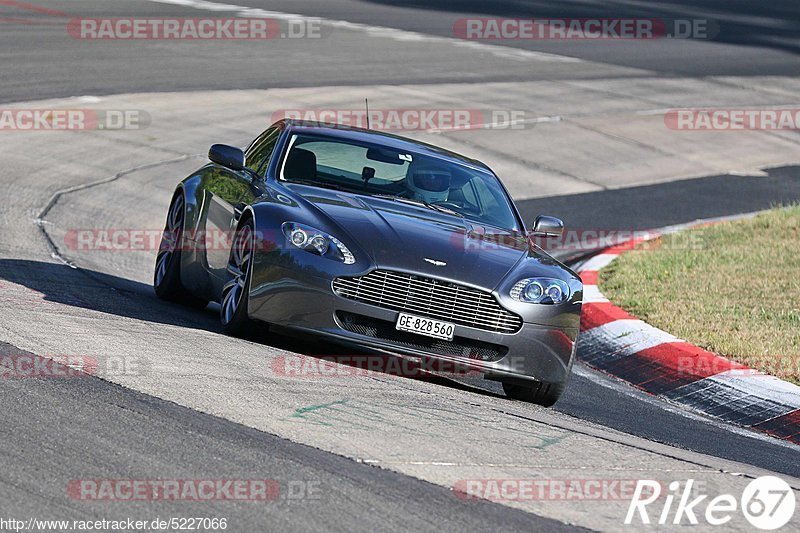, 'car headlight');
281,222,355,264
510,278,570,304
